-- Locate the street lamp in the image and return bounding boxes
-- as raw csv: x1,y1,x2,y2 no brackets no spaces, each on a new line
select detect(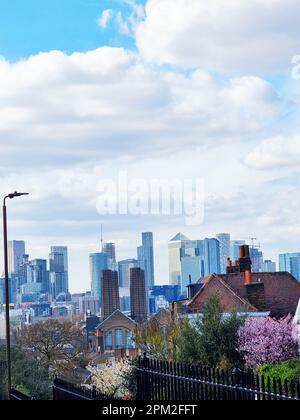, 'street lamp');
3,191,29,398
